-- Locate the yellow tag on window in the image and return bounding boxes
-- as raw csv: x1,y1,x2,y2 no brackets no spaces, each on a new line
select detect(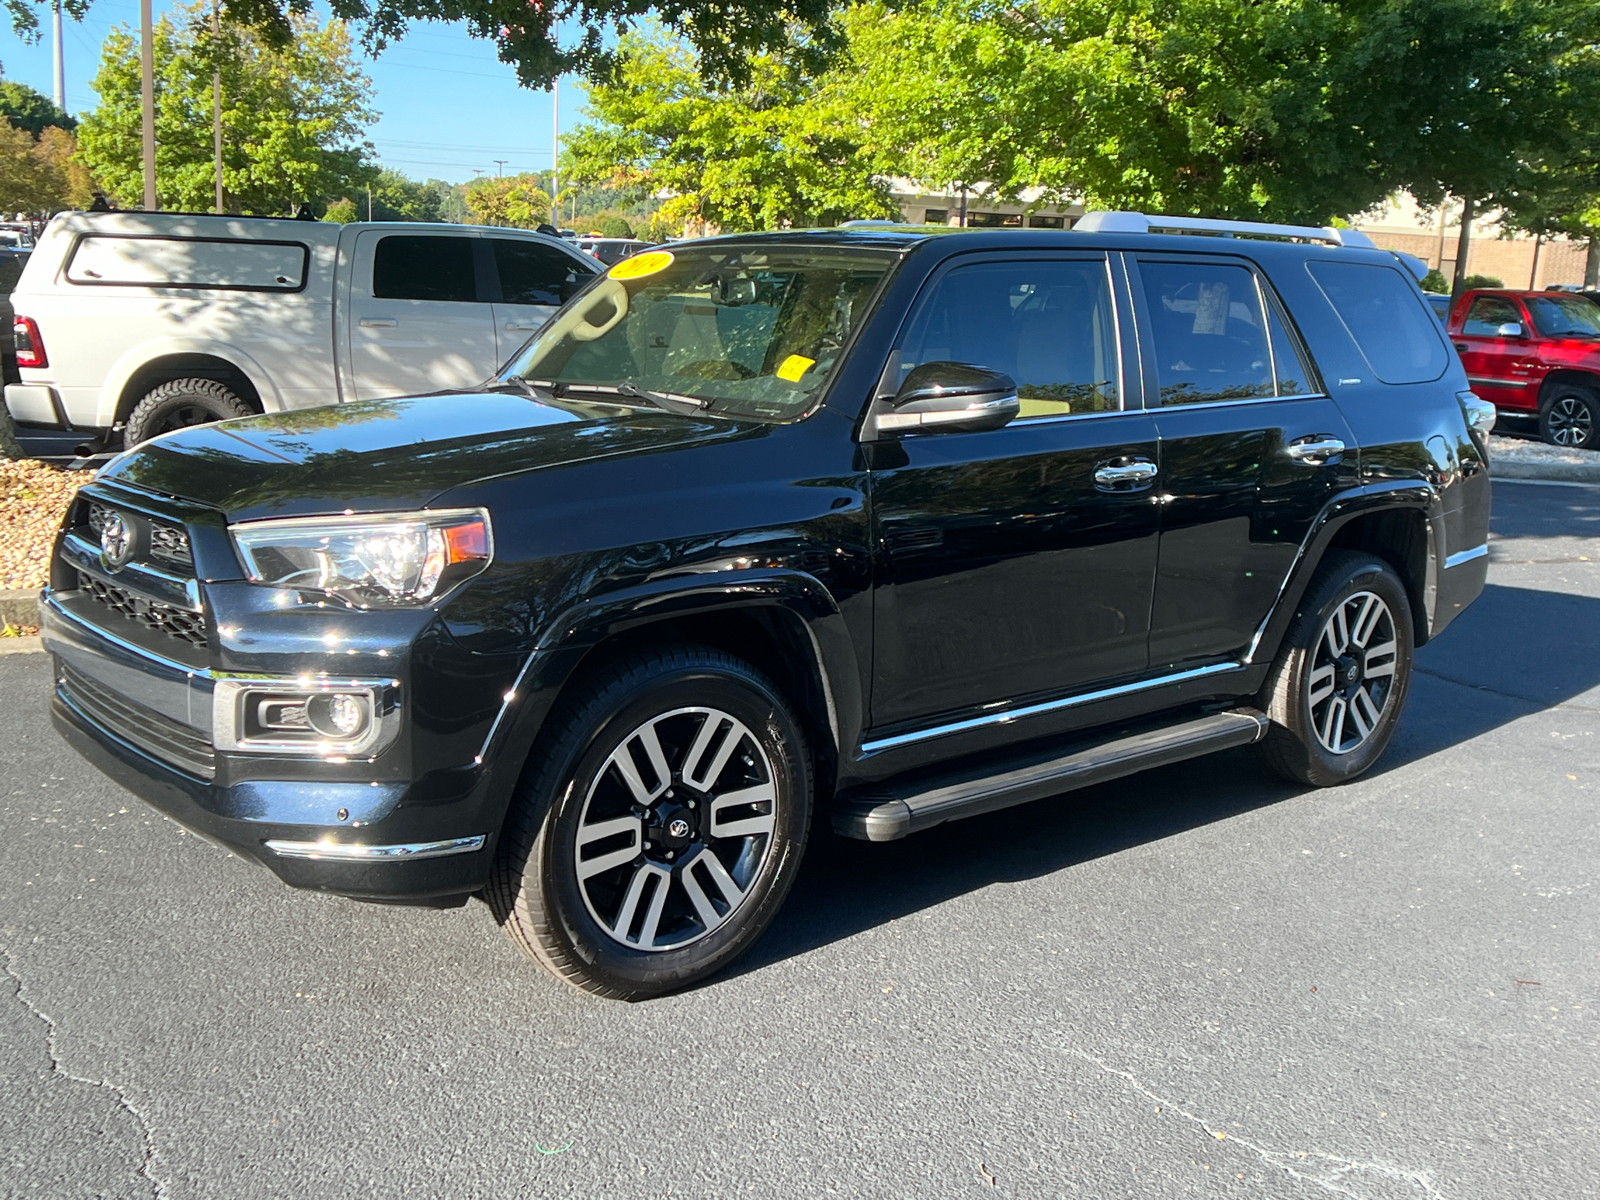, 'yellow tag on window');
776,354,815,383
608,250,674,280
